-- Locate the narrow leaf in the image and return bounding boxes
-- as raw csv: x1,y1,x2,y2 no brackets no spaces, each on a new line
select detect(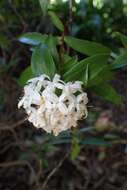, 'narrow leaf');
31,44,56,78
18,66,34,86
87,65,113,87
39,0,49,15
62,56,78,73
81,138,111,146
64,36,111,56
63,54,109,82
116,32,127,48
45,35,59,65
111,51,127,69
92,84,122,105
83,64,89,85
19,32,48,45
48,11,64,32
